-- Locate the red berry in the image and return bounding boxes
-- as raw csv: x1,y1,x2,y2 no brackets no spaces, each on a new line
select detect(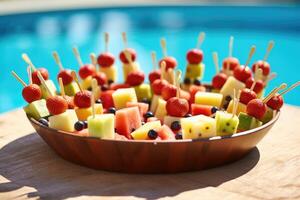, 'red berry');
233,65,252,83
161,84,177,101
32,68,49,85
79,64,96,79
186,49,203,64
148,70,161,83
252,60,270,76
97,52,115,67
57,69,73,85
159,57,177,70
110,83,130,90
240,88,257,105
46,96,68,115
246,99,267,119
22,84,42,103
266,94,283,110
126,71,145,86
222,57,240,71
212,73,227,89
100,90,114,109
74,91,91,108
166,97,189,117
64,95,75,109
245,77,264,94
93,72,107,85
119,48,136,64
151,79,169,95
